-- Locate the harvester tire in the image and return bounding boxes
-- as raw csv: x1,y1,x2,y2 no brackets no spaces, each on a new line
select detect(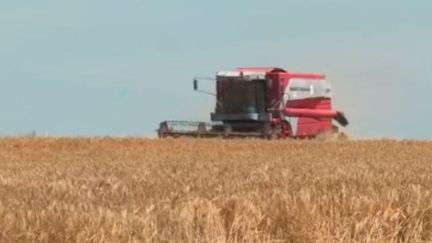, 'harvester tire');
223,124,232,138
158,122,170,138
